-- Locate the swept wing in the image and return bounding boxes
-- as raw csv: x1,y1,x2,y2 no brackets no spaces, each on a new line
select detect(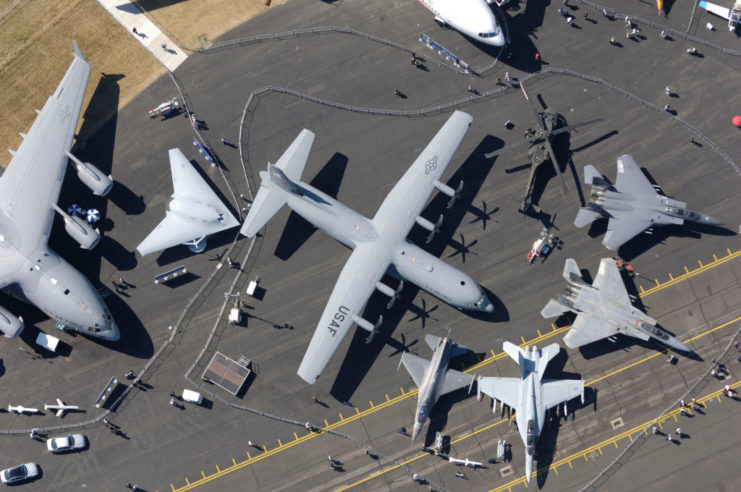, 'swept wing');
439,369,474,395
296,243,387,384
540,379,584,409
563,313,615,348
400,352,429,387
478,377,520,409
0,42,90,255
